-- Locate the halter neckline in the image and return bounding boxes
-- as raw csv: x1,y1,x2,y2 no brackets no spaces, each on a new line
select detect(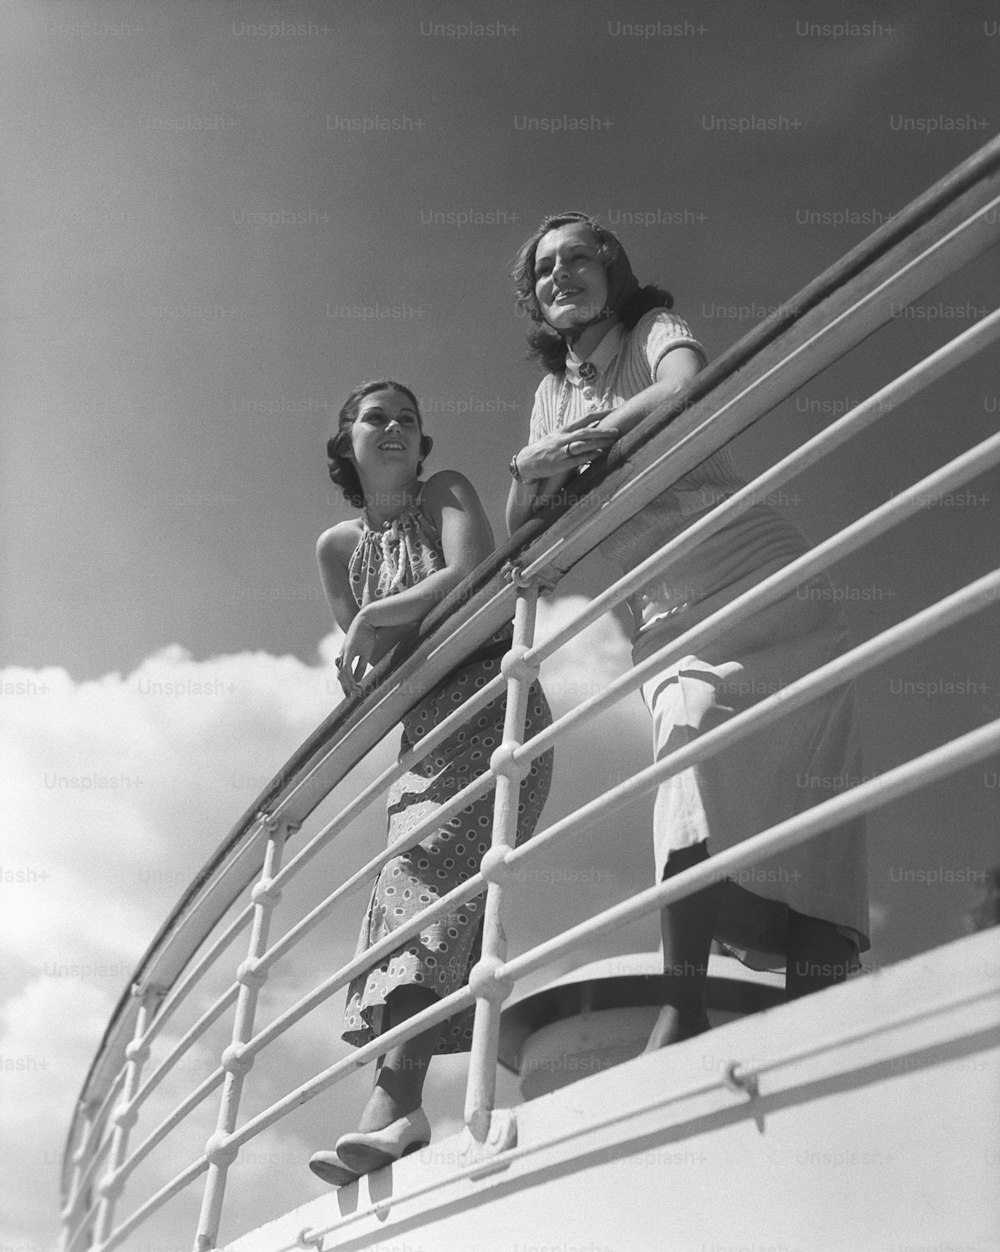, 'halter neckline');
349,481,443,607
361,481,425,533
